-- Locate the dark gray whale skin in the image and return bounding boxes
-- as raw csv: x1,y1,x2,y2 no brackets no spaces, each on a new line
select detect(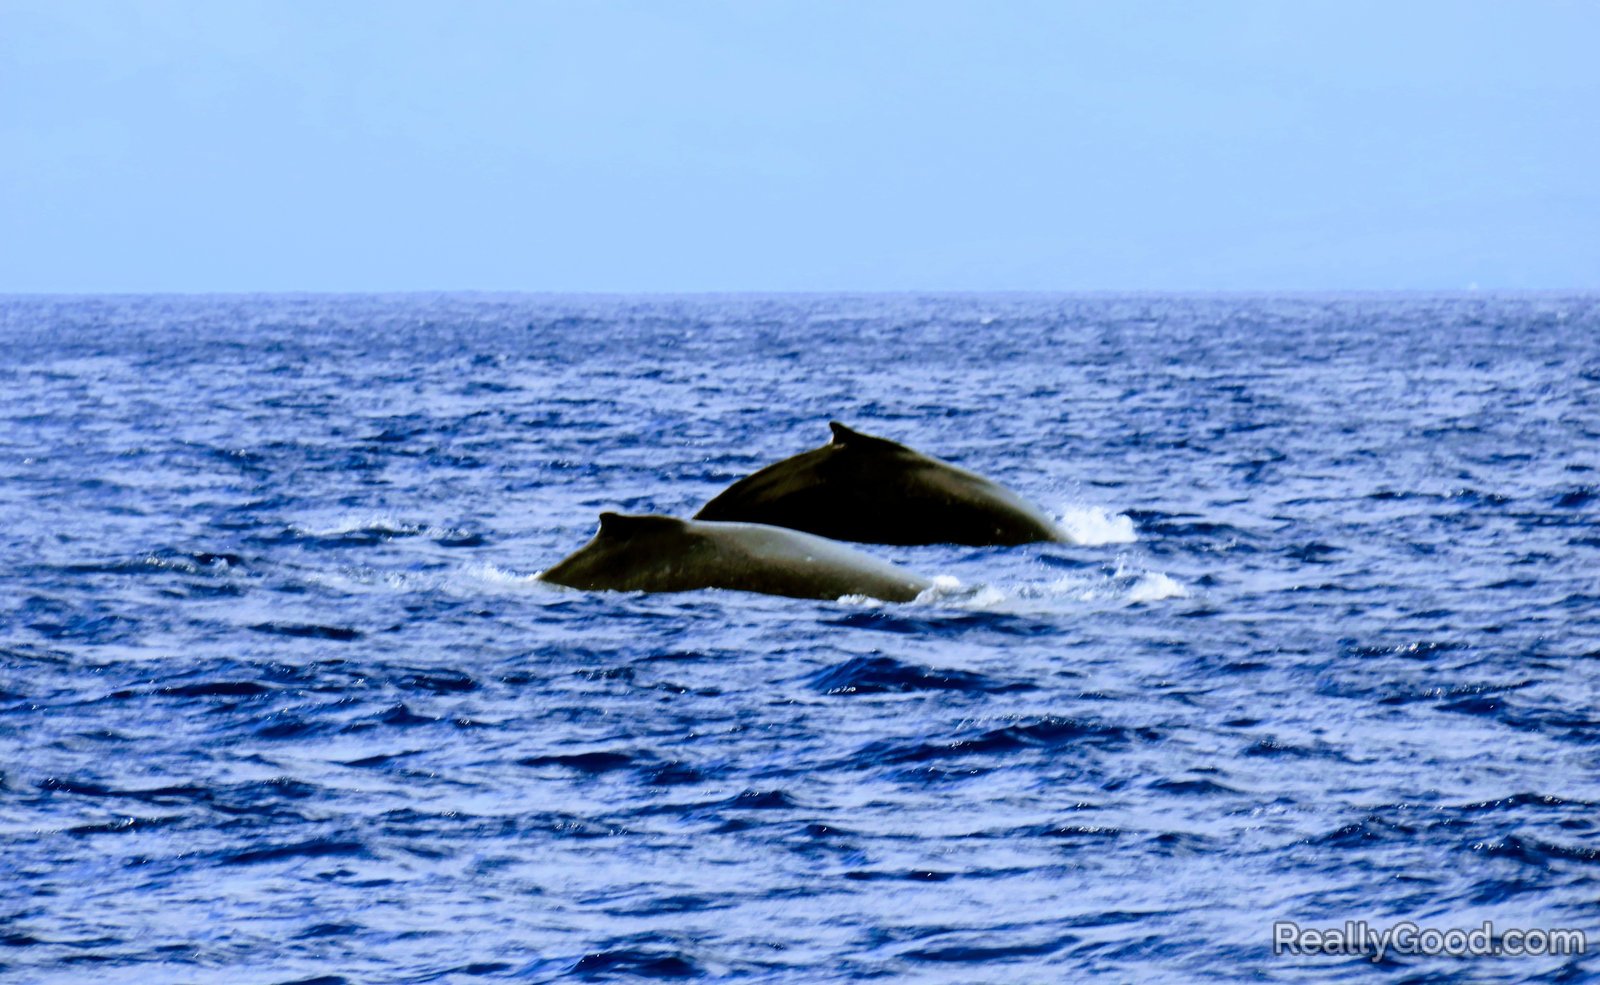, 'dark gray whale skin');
539,513,932,602
694,422,1067,547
